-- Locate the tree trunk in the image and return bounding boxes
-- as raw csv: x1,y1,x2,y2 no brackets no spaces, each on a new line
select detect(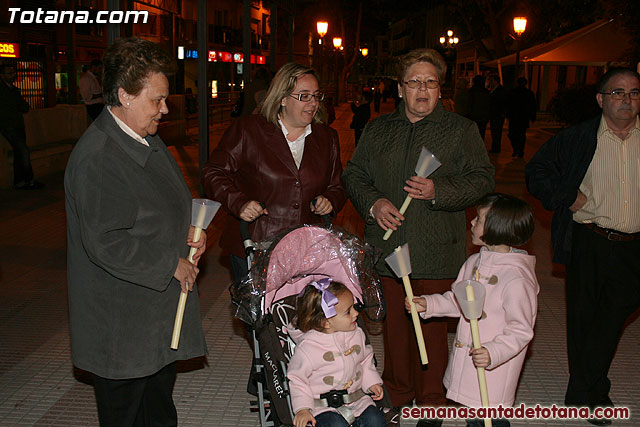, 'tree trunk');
339,0,362,103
